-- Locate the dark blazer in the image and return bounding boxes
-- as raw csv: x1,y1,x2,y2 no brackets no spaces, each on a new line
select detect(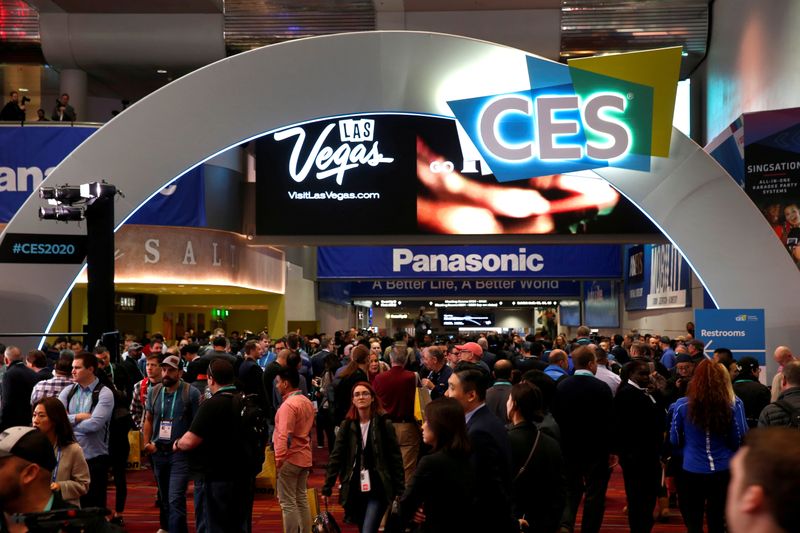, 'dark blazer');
507,422,566,533
514,356,548,374
612,383,666,461
322,415,404,511
0,361,39,430
467,405,515,533
553,374,613,460
399,449,475,533
485,382,512,423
